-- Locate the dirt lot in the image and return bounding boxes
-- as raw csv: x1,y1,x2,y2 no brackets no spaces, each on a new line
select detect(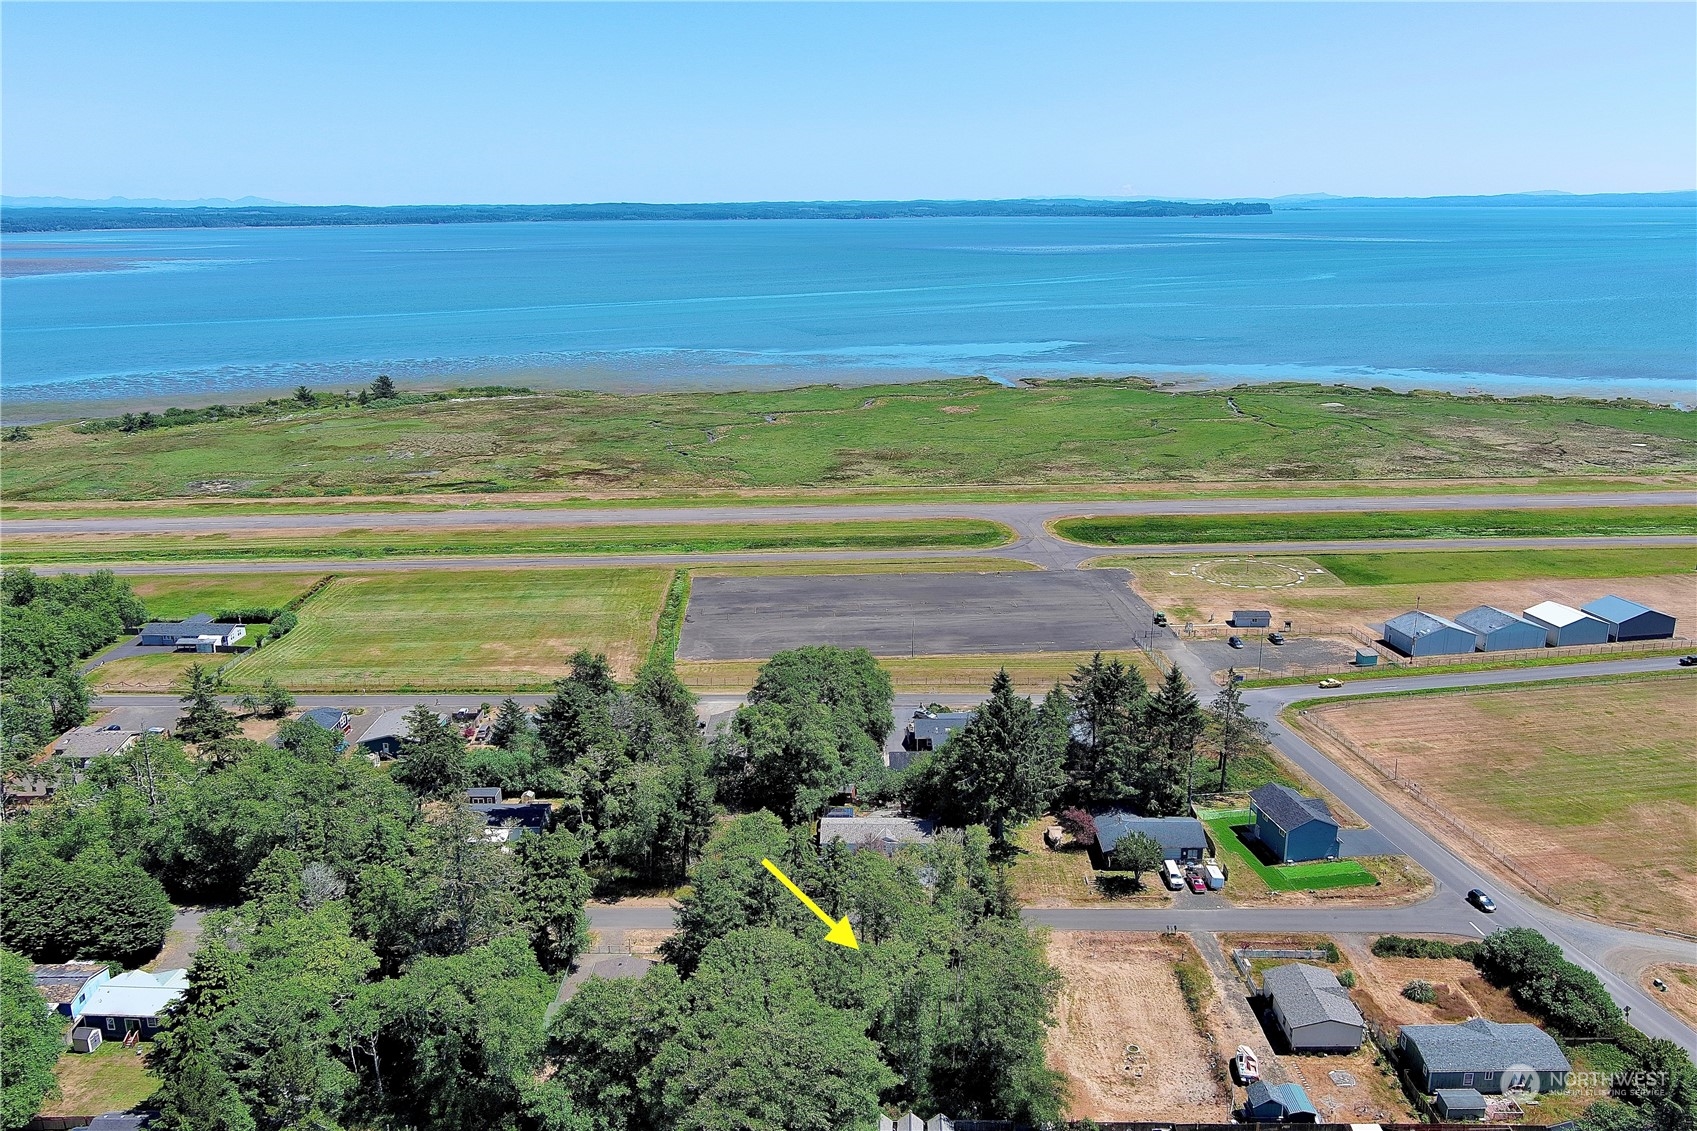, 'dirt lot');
1045,932,1227,1122
1643,963,1697,1031
1337,938,1538,1031
1122,559,1695,641
1298,677,1697,932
